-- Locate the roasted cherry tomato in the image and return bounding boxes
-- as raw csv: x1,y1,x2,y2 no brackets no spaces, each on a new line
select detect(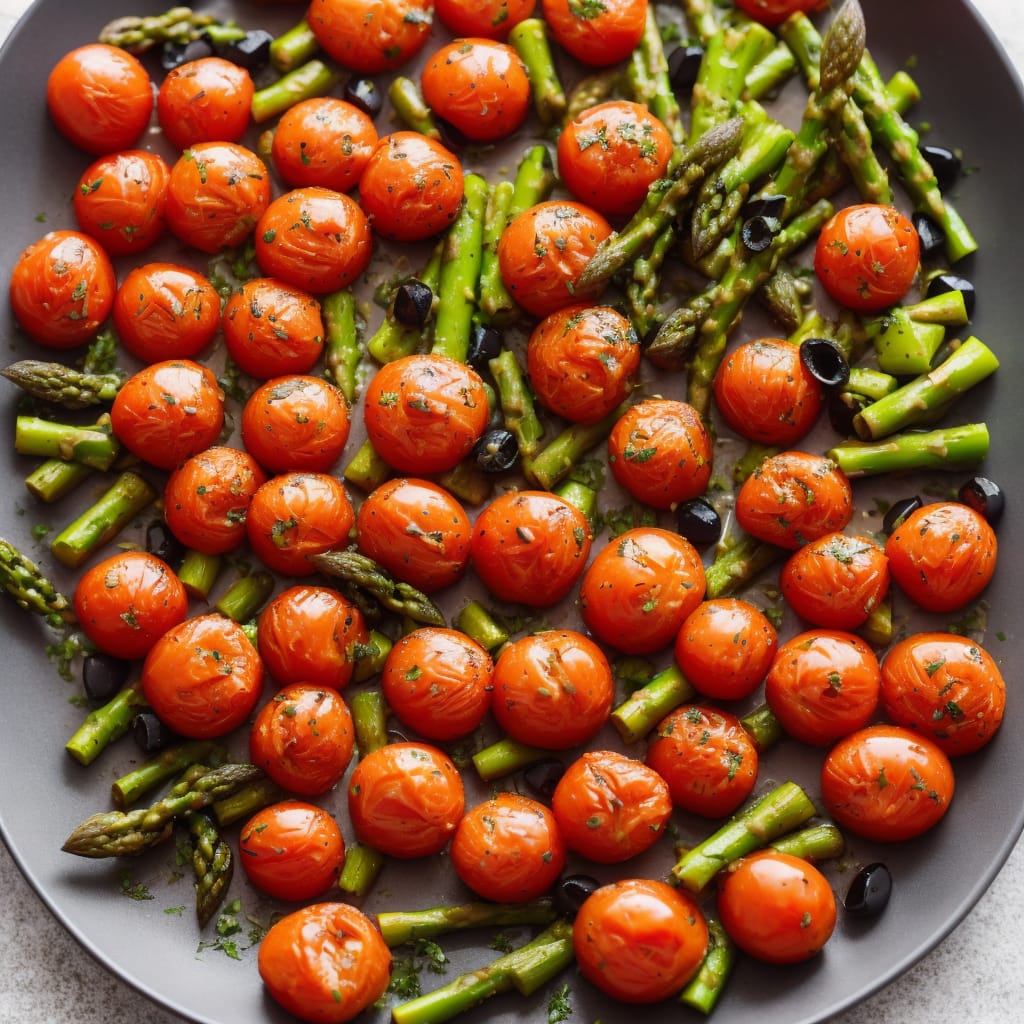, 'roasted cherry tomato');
820,724,956,842
579,527,706,655
141,613,264,739
110,359,224,471
363,353,489,474
885,501,997,613
9,230,115,349
451,792,566,902
246,472,355,576
492,629,614,749
733,0,826,27
347,742,465,858
258,902,392,1024
46,43,153,154
735,450,853,550
674,597,777,701
257,585,369,690
73,551,188,661
307,0,434,74
526,304,641,424
434,0,536,38
239,801,345,901
156,56,254,150
607,398,713,510
497,200,613,318
814,203,921,312
557,100,673,216
880,632,1006,756
551,749,672,863
250,684,356,796
573,878,708,1003
764,629,881,747
717,850,836,964
541,0,647,67
646,705,759,817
